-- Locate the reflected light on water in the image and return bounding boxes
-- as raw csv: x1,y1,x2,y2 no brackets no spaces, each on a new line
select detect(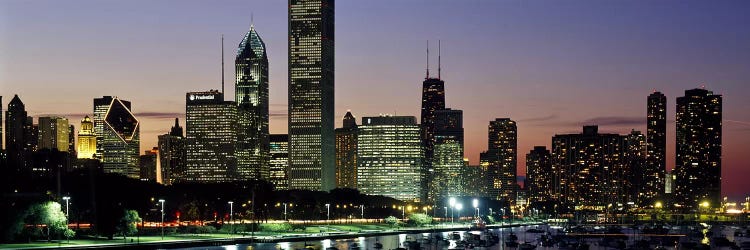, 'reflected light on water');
222,245,238,250
277,242,291,250
321,239,332,248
